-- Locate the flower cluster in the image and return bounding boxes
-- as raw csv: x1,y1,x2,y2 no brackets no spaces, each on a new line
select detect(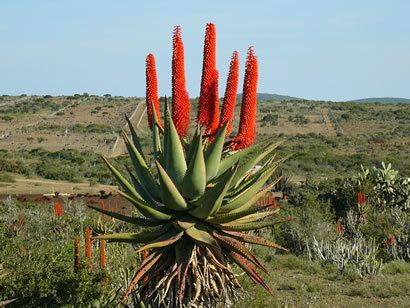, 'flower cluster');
145,54,163,129
144,23,258,150
357,191,367,207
